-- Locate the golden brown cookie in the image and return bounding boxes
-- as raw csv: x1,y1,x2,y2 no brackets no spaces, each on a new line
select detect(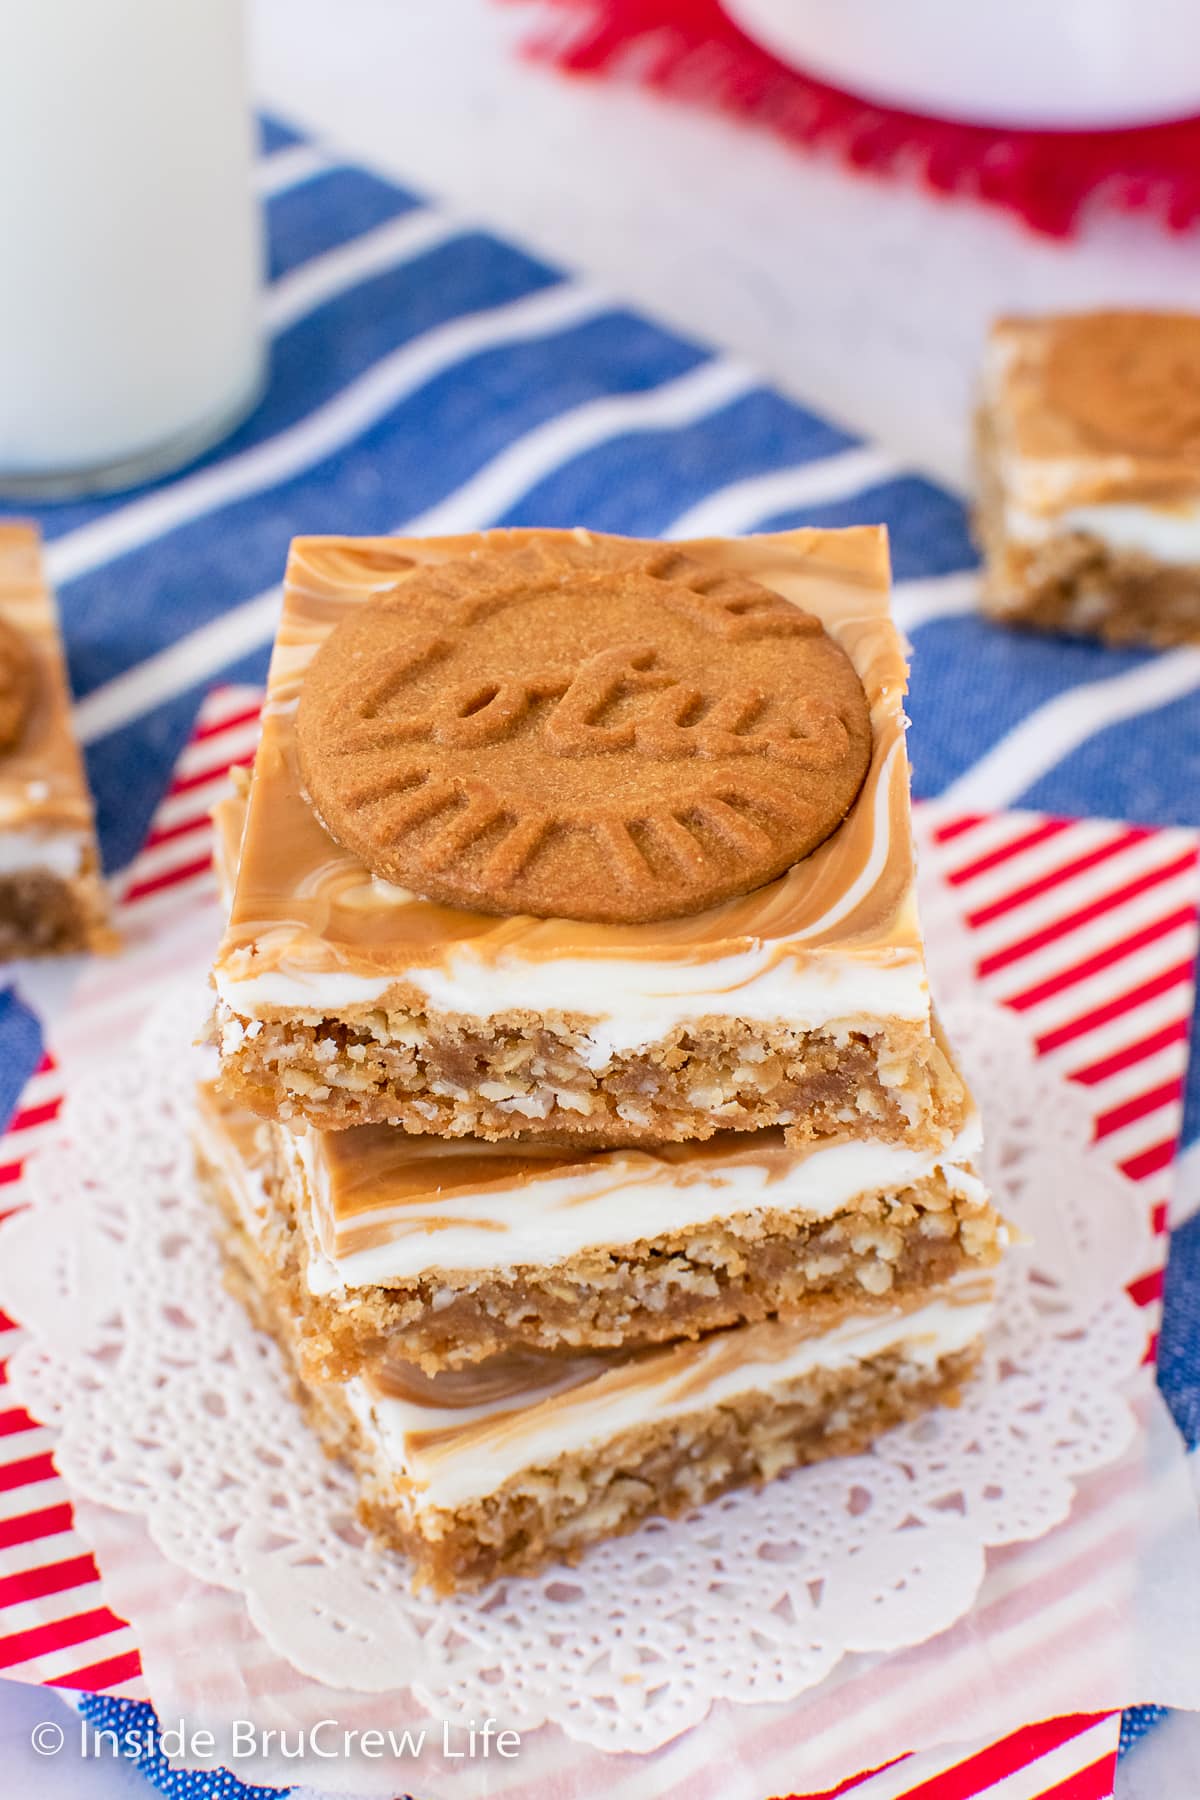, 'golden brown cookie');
296,538,873,923
0,614,34,754
1044,312,1200,460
